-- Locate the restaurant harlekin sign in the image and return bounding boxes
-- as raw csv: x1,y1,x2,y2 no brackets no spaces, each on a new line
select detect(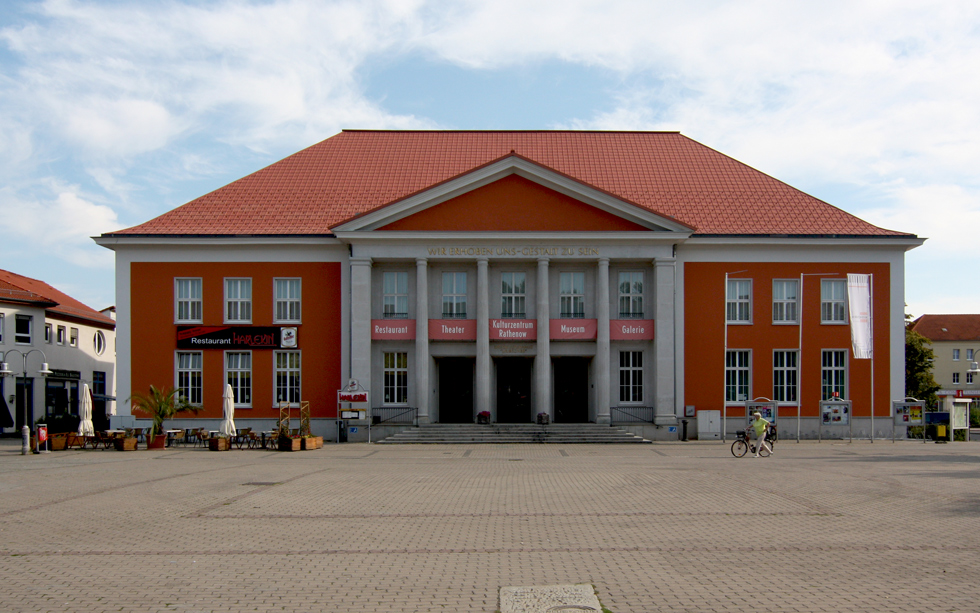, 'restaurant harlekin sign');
176,326,297,349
